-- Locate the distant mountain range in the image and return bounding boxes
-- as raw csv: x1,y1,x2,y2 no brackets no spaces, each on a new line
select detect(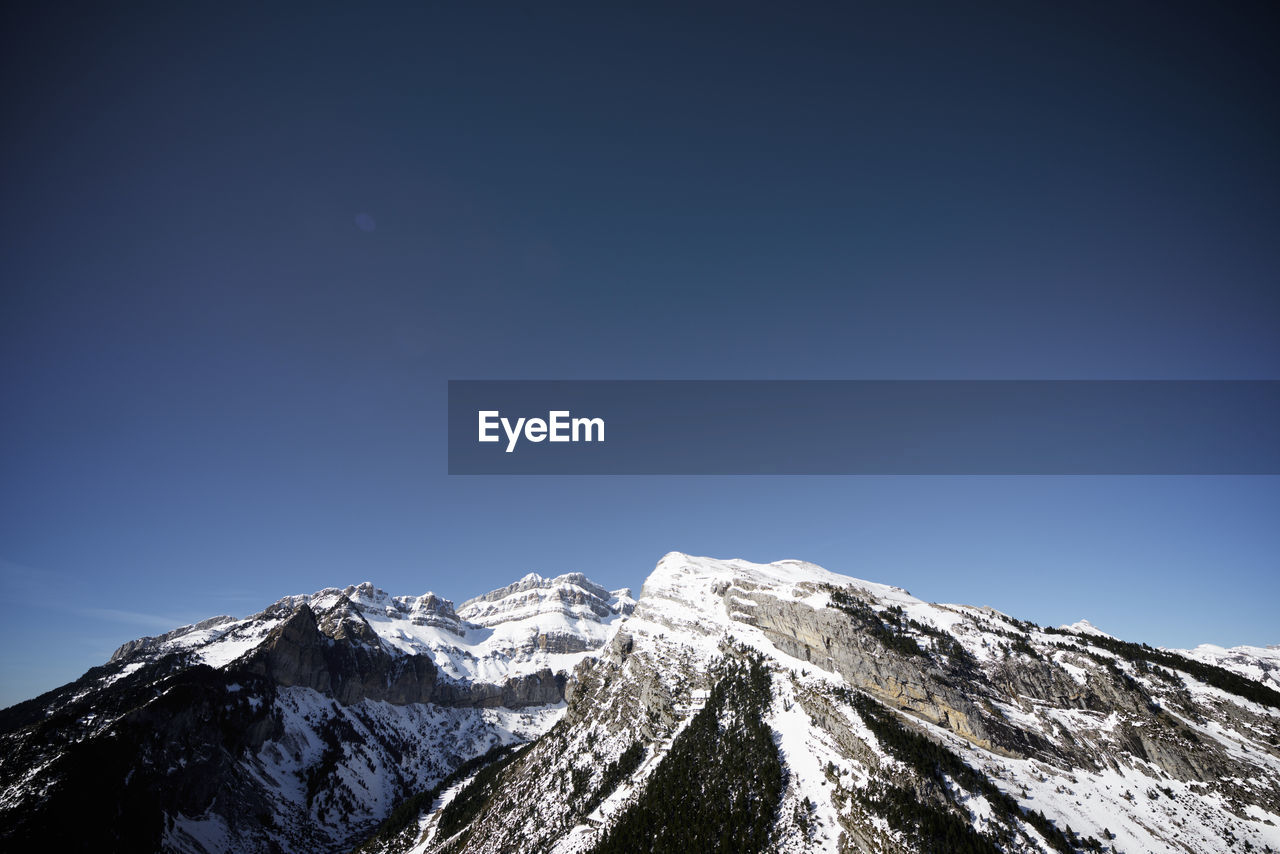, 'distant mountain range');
2,554,1277,853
